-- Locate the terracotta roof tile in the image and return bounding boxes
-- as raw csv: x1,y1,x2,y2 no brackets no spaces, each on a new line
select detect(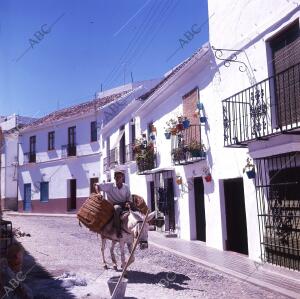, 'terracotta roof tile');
22,90,130,131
